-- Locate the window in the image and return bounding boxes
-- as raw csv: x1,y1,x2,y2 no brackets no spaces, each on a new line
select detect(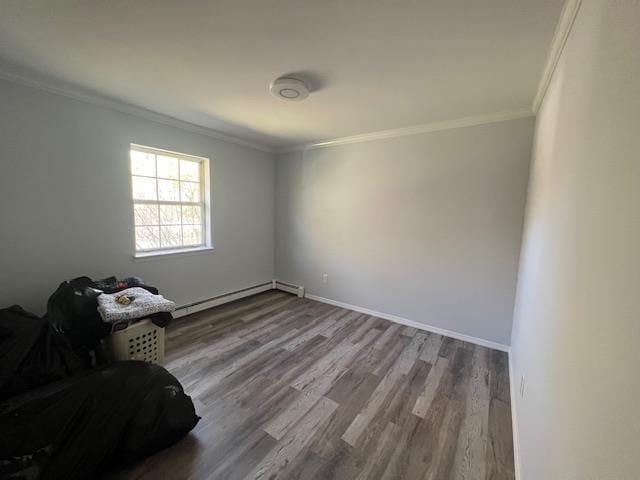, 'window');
130,144,211,256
